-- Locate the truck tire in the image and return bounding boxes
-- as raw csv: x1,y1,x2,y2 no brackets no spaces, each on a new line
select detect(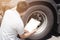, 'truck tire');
22,1,57,40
